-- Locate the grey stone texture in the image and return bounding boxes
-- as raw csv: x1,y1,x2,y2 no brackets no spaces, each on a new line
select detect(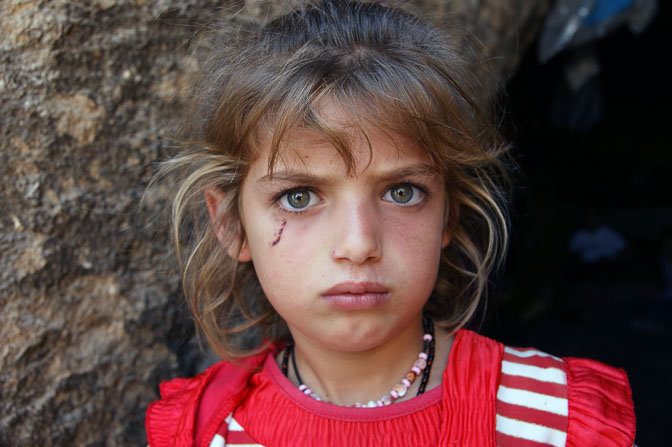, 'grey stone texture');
0,0,549,445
